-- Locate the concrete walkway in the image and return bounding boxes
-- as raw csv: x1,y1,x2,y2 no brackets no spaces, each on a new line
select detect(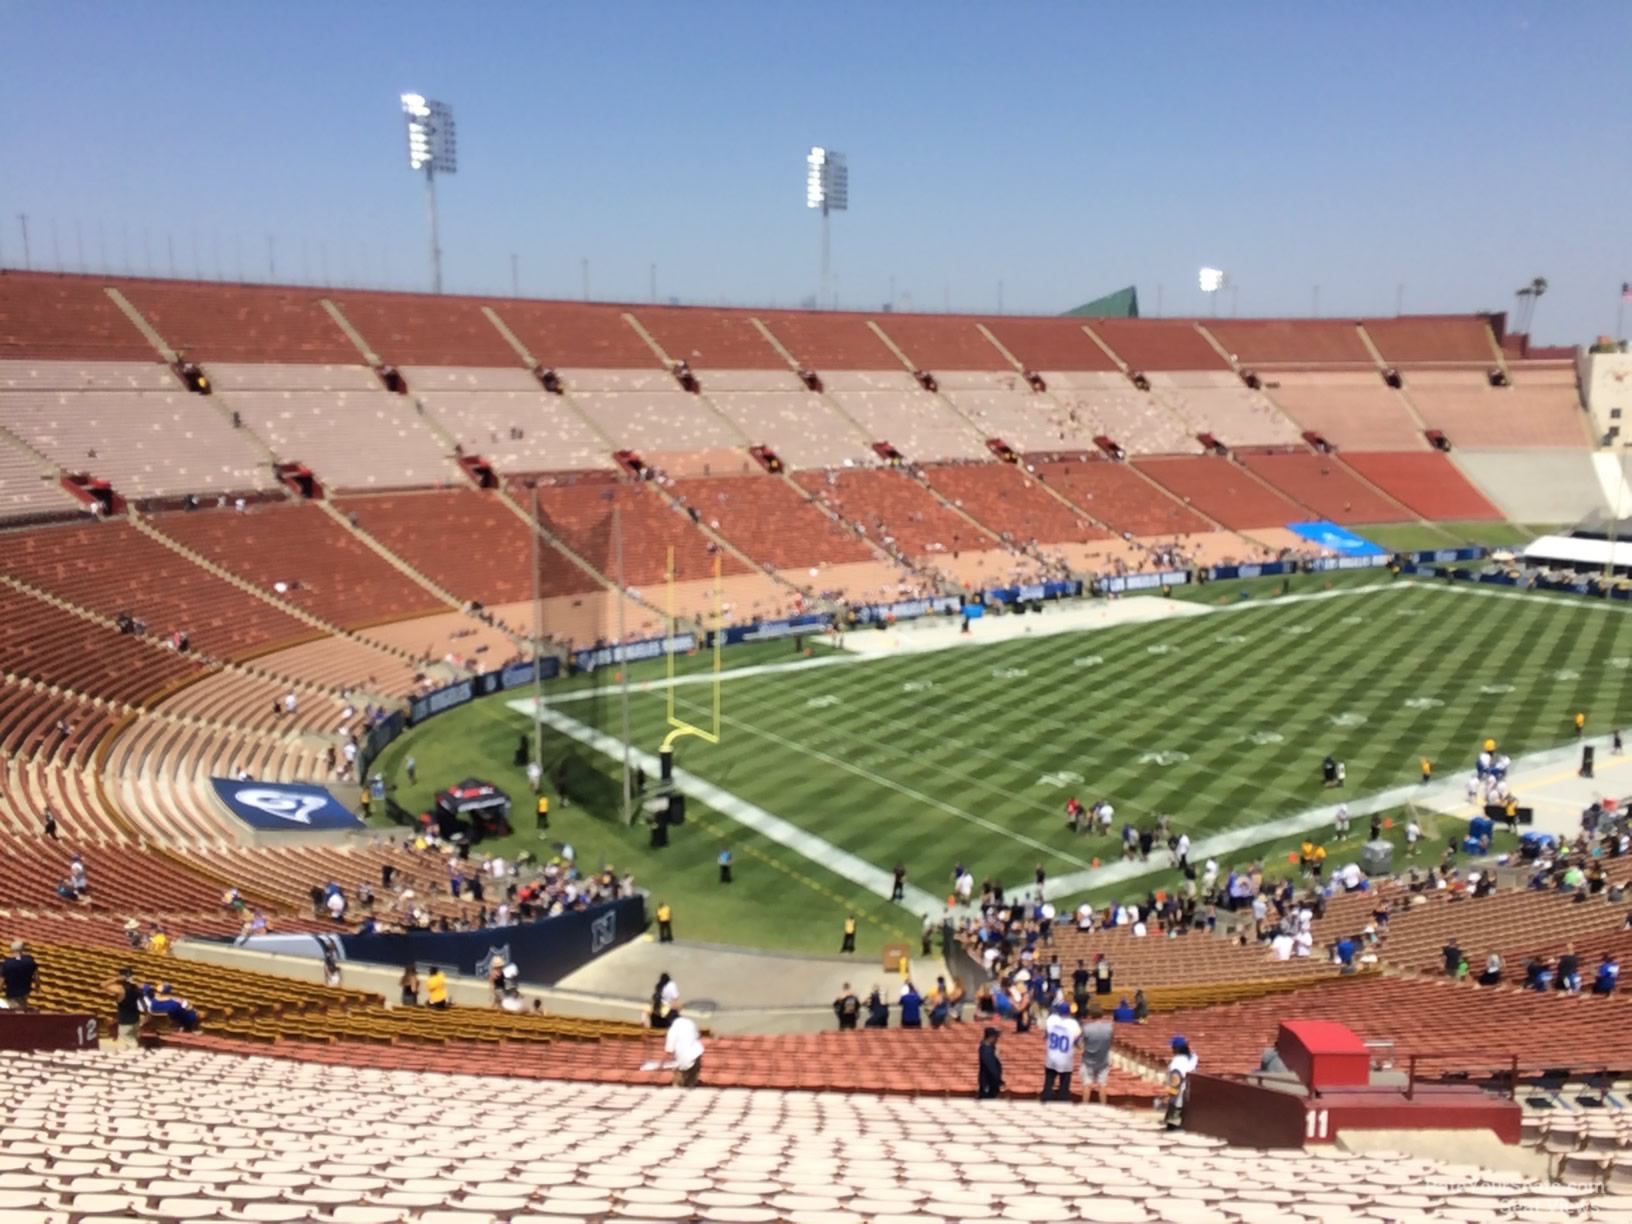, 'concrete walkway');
559,937,944,1034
